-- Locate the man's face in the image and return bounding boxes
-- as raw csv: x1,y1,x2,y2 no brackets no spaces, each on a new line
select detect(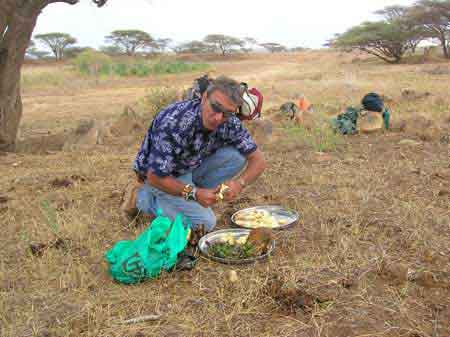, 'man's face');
201,90,239,131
